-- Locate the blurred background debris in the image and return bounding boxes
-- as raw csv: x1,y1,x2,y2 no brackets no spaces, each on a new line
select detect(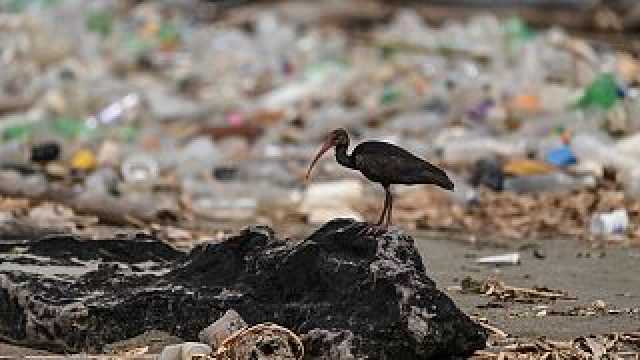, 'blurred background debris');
1,0,640,244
